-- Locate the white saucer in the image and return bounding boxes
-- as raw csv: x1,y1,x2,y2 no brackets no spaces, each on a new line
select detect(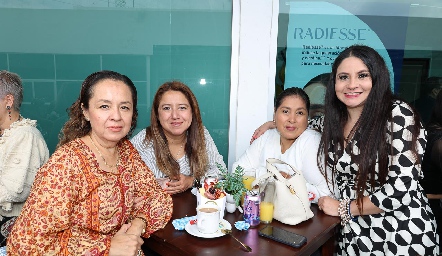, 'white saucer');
185,219,232,238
